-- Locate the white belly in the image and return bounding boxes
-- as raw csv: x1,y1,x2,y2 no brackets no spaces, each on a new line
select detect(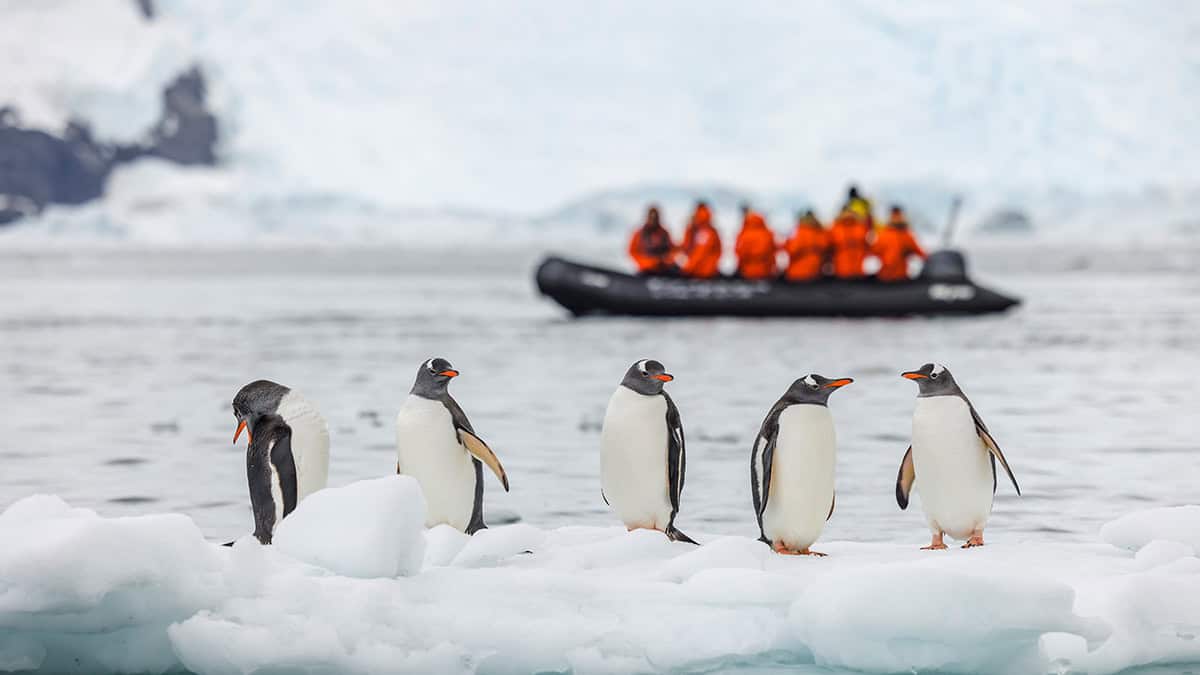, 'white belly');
599,386,673,530
911,395,994,539
276,390,330,501
396,395,476,531
761,405,836,550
